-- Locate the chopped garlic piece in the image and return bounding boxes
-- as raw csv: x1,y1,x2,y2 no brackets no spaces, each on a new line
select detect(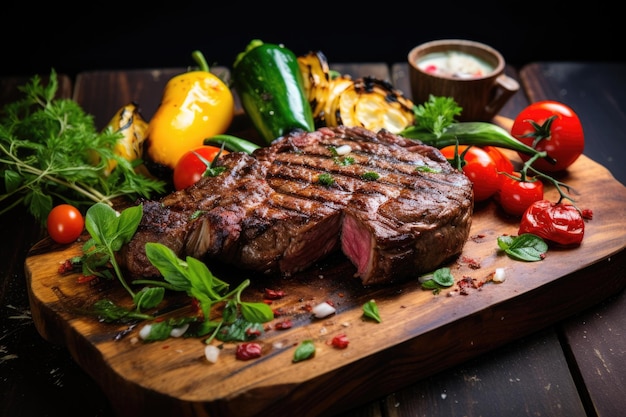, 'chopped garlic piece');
335,145,352,155
205,345,220,363
170,323,189,338
312,301,336,318
493,268,506,283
